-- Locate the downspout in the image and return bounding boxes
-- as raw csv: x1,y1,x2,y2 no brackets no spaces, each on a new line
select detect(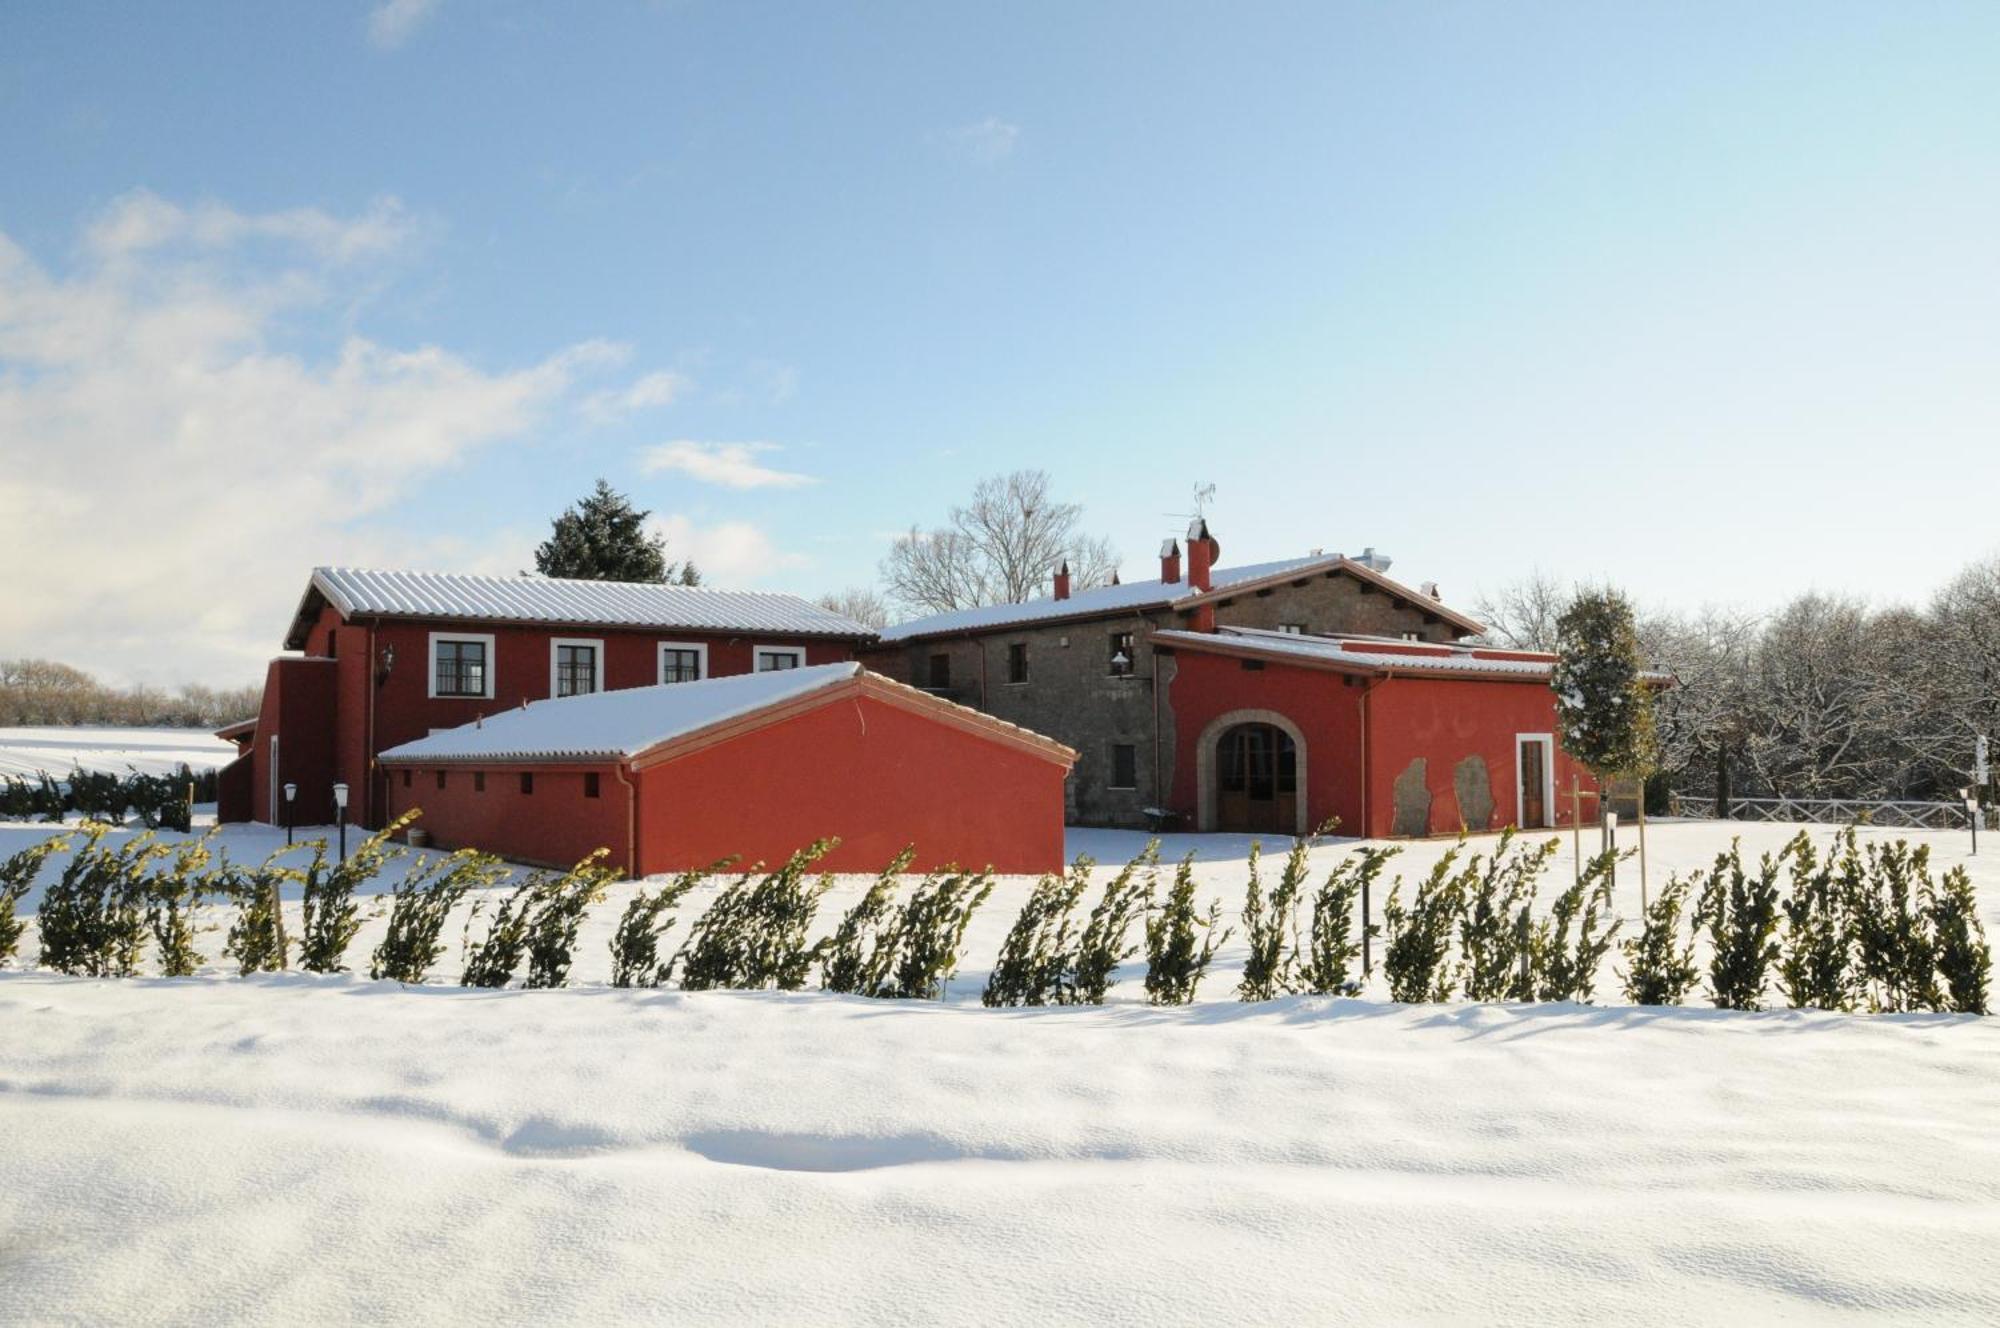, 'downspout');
366,621,378,829
614,761,639,878
1151,644,1163,811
